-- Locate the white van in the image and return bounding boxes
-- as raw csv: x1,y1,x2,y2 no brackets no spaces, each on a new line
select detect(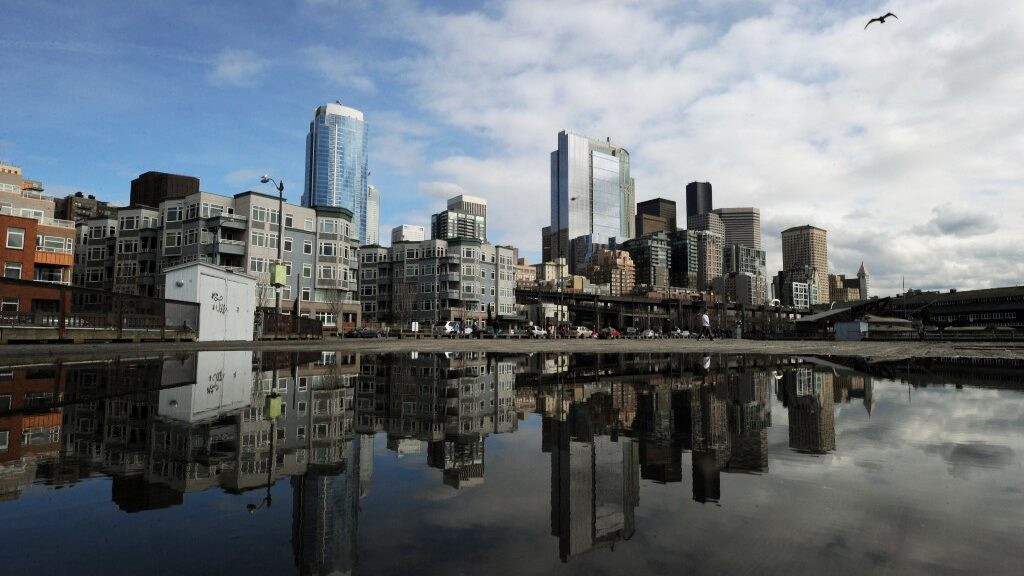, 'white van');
433,321,461,336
